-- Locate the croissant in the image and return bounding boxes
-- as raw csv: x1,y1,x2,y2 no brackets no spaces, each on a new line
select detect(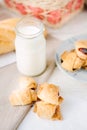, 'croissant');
61,50,84,71
19,76,37,89
34,101,62,120
34,83,63,120
37,83,63,105
0,18,20,55
9,76,37,106
10,88,37,106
